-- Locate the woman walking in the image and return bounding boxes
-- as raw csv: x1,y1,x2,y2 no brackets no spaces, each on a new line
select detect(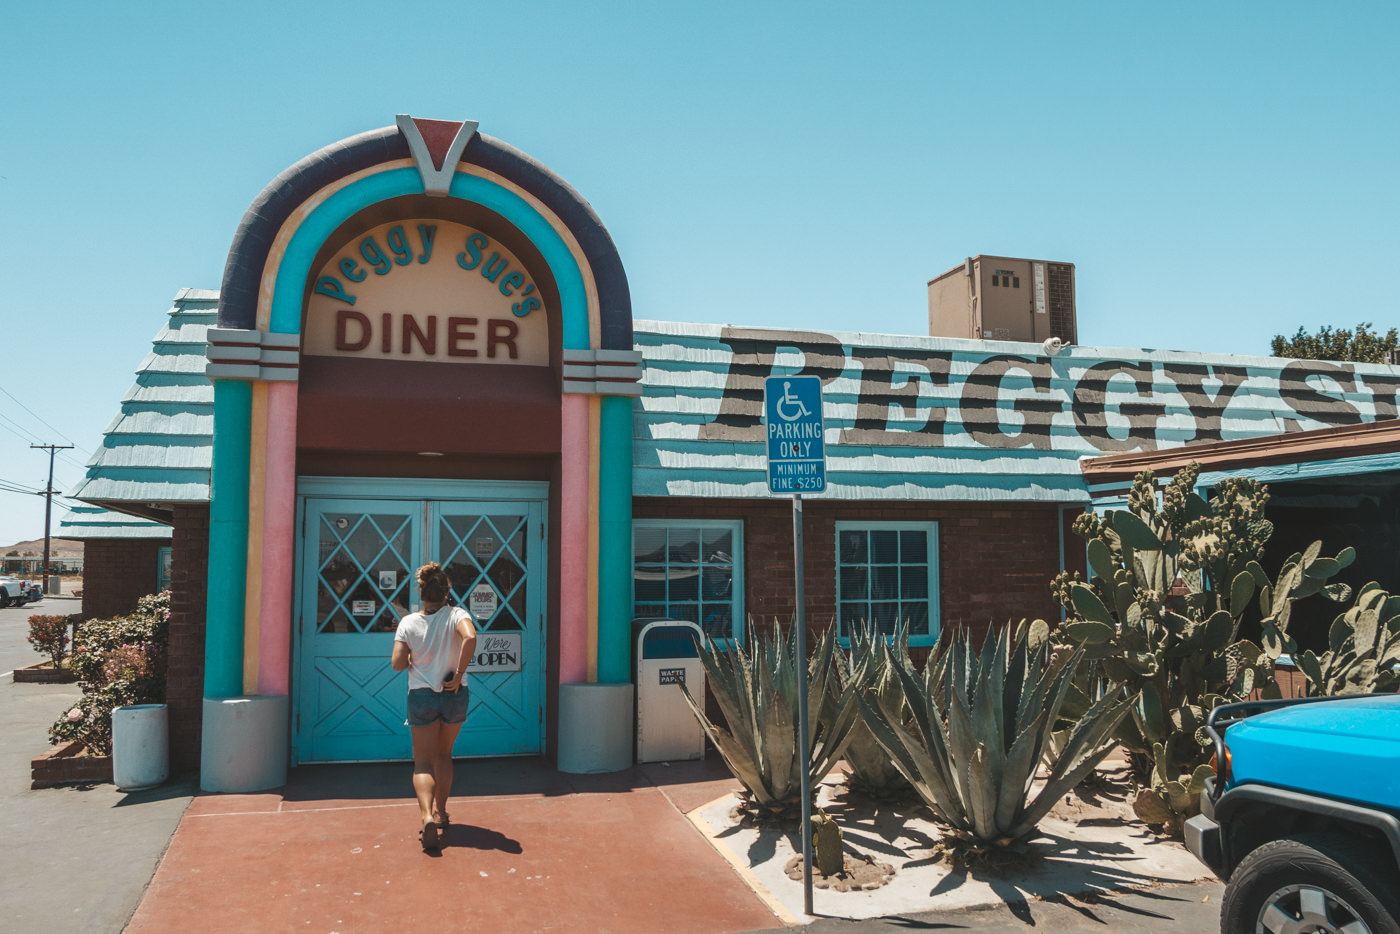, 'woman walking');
391,562,477,850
